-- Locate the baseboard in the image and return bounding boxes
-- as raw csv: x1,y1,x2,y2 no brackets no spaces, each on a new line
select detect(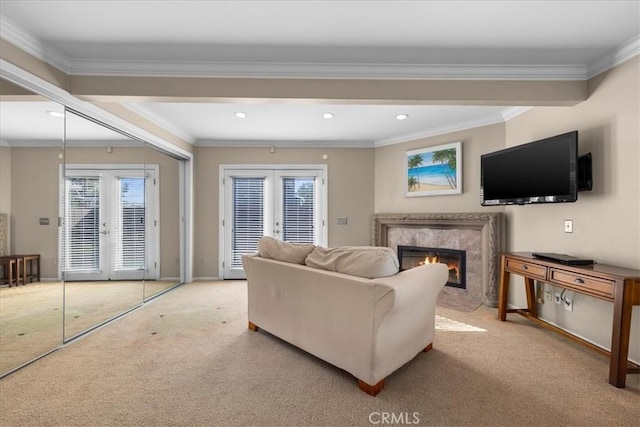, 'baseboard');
192,277,220,281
